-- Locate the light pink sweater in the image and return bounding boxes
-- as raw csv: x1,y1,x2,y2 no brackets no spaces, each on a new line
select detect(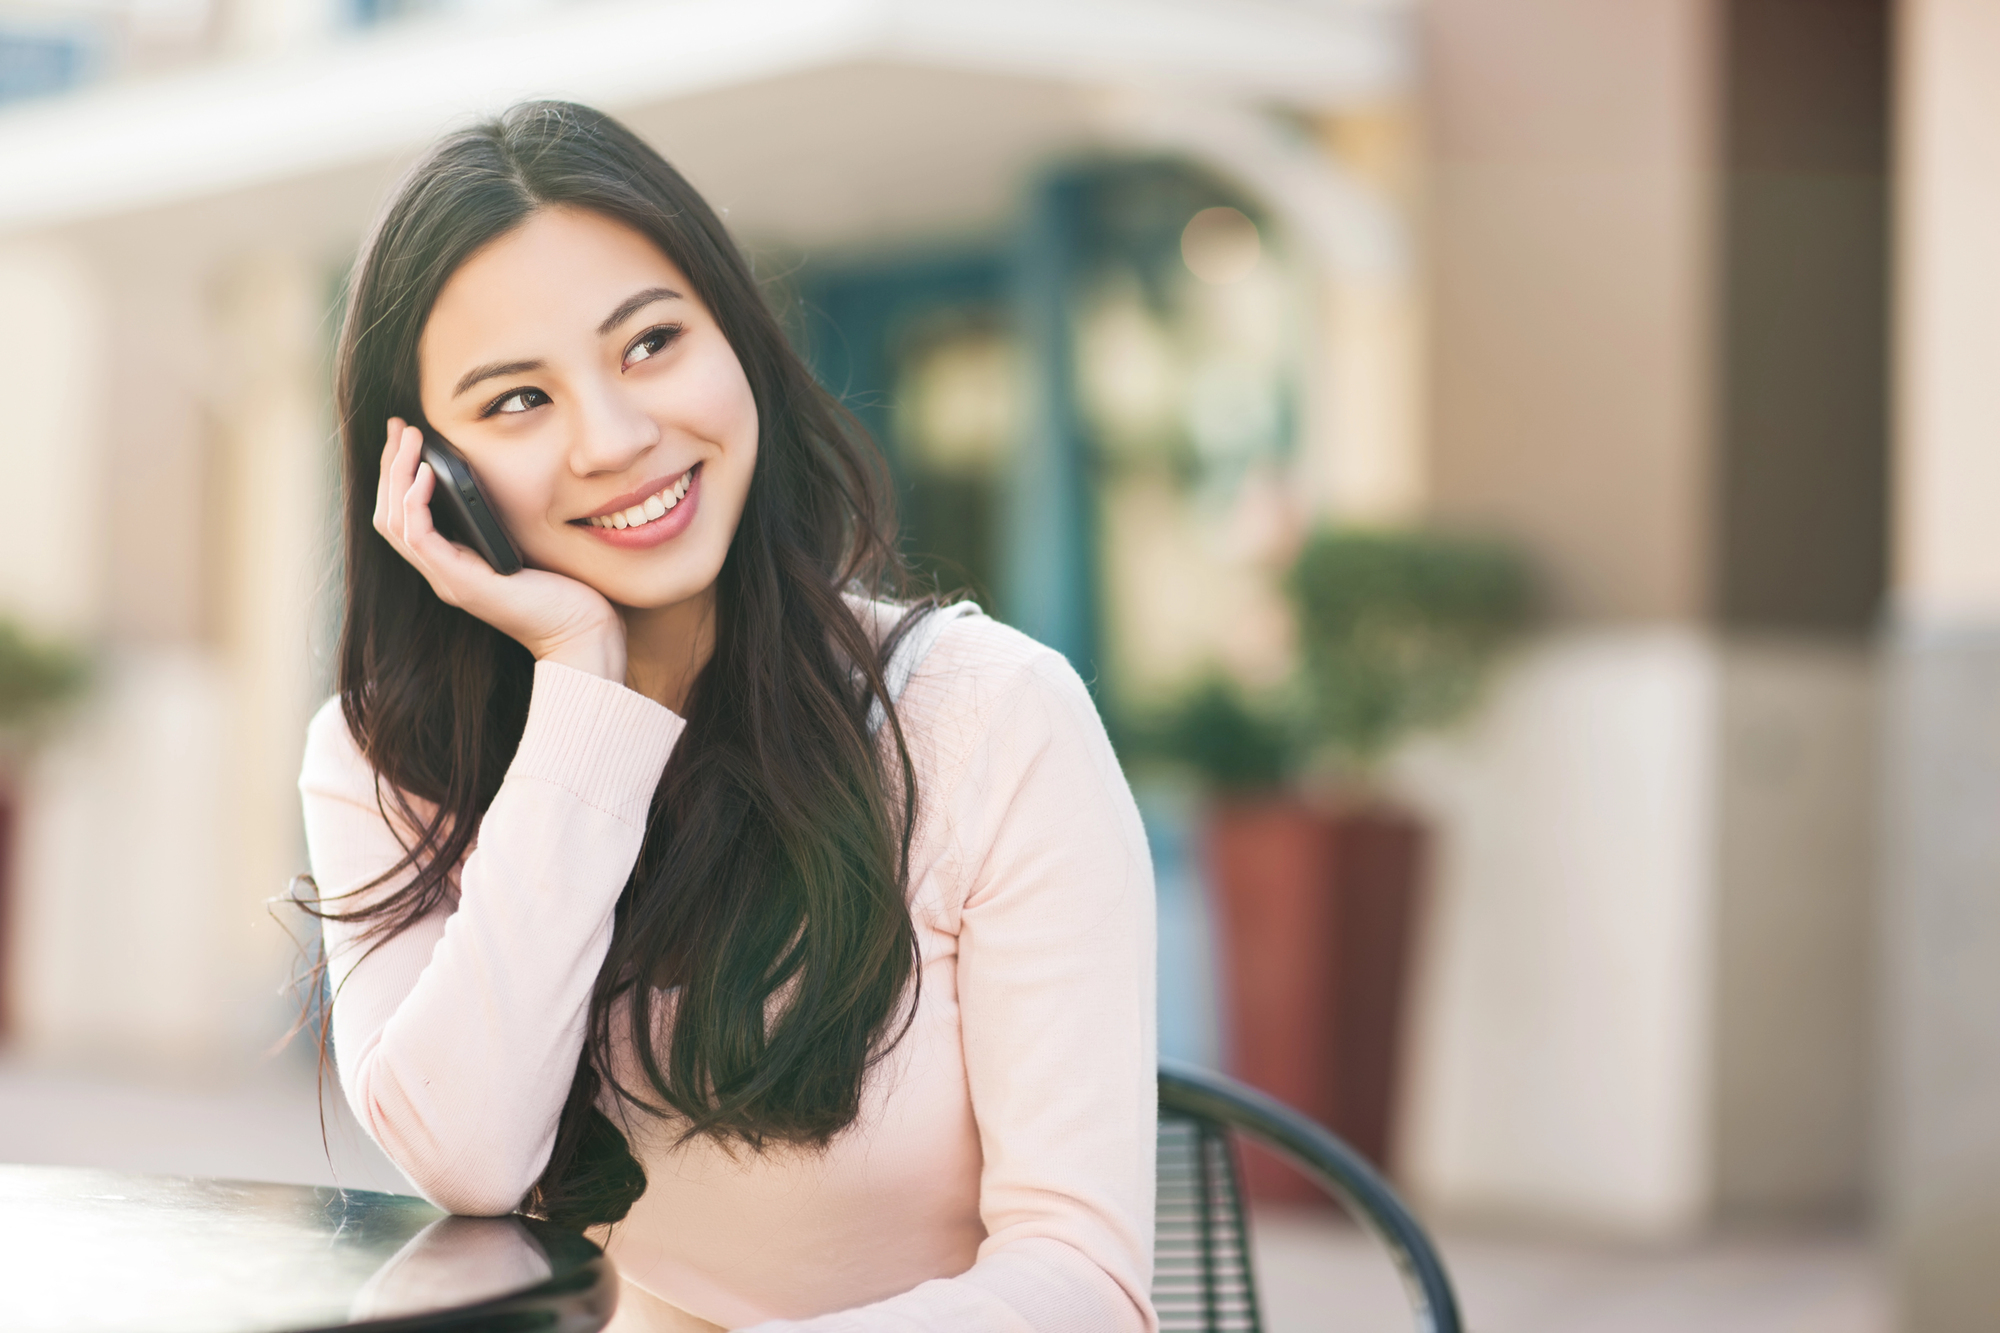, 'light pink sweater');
298,612,1159,1331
